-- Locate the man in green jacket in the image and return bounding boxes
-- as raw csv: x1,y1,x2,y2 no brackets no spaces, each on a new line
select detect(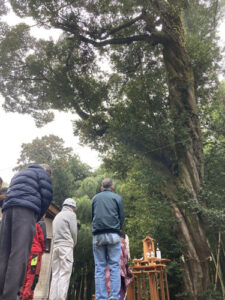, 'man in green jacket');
92,178,124,300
